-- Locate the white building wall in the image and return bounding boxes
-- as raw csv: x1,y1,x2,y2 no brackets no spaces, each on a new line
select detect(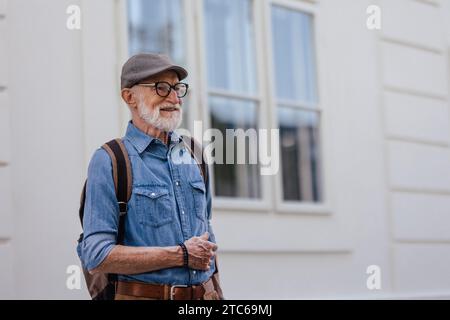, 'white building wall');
0,0,449,299
7,0,86,299
0,0,14,299
379,0,450,295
